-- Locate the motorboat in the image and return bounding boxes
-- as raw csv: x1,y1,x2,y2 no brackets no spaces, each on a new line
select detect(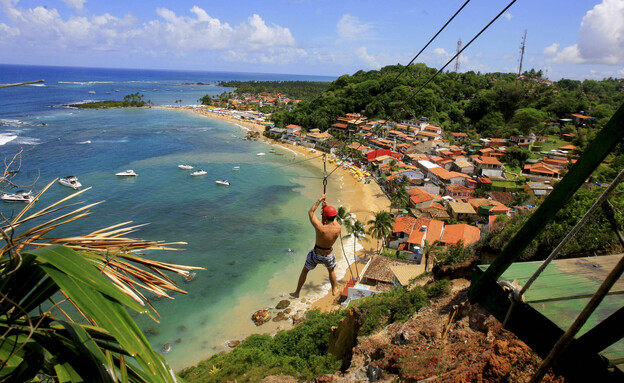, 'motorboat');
256,152,266,156
215,180,230,186
178,164,194,170
115,170,138,177
190,170,207,176
1,192,34,203
58,176,82,189
232,166,240,171
269,149,276,153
